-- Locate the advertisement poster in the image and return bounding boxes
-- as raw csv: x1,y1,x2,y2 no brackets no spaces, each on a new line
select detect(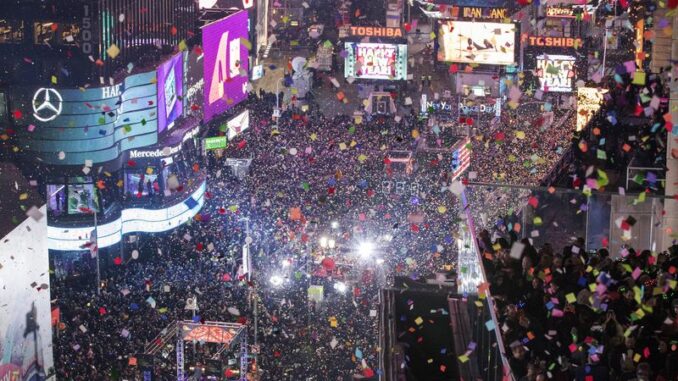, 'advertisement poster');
227,110,250,140
536,55,575,92
344,42,407,80
157,53,184,133
437,21,516,65
0,206,54,381
202,10,250,123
